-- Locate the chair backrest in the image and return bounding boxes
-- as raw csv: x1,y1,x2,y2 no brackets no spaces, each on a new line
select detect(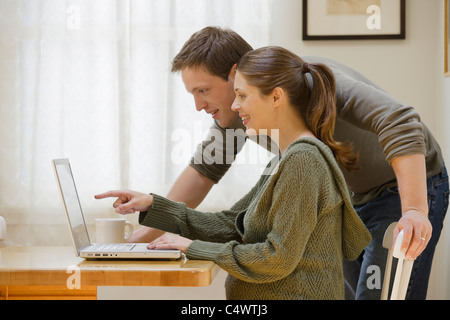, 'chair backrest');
381,222,397,300
381,223,414,300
